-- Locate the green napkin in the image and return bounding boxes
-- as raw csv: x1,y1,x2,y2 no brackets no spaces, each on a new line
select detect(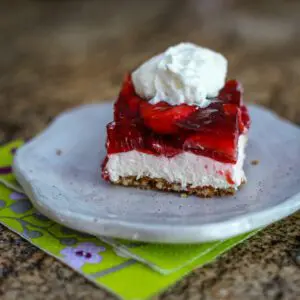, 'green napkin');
100,236,226,274
0,141,259,300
